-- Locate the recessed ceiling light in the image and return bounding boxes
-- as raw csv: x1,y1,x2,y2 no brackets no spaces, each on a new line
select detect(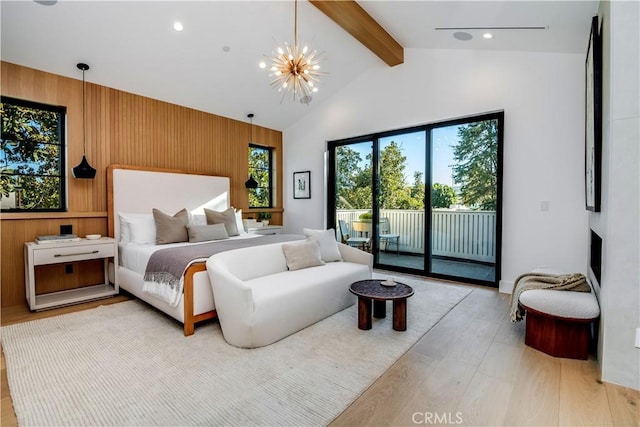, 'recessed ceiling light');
173,22,184,32
453,32,472,41
483,33,493,39
222,46,231,53
258,62,267,69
